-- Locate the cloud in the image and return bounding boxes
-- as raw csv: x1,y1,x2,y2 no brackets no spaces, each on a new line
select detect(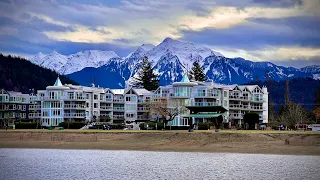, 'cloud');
0,0,320,68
